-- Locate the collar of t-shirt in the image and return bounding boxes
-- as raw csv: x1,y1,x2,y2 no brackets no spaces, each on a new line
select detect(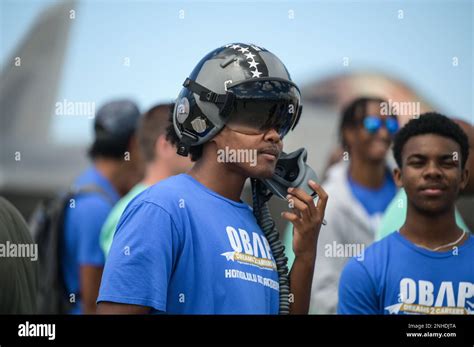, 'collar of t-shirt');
181,173,250,210
76,166,120,203
394,231,474,258
347,170,396,216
